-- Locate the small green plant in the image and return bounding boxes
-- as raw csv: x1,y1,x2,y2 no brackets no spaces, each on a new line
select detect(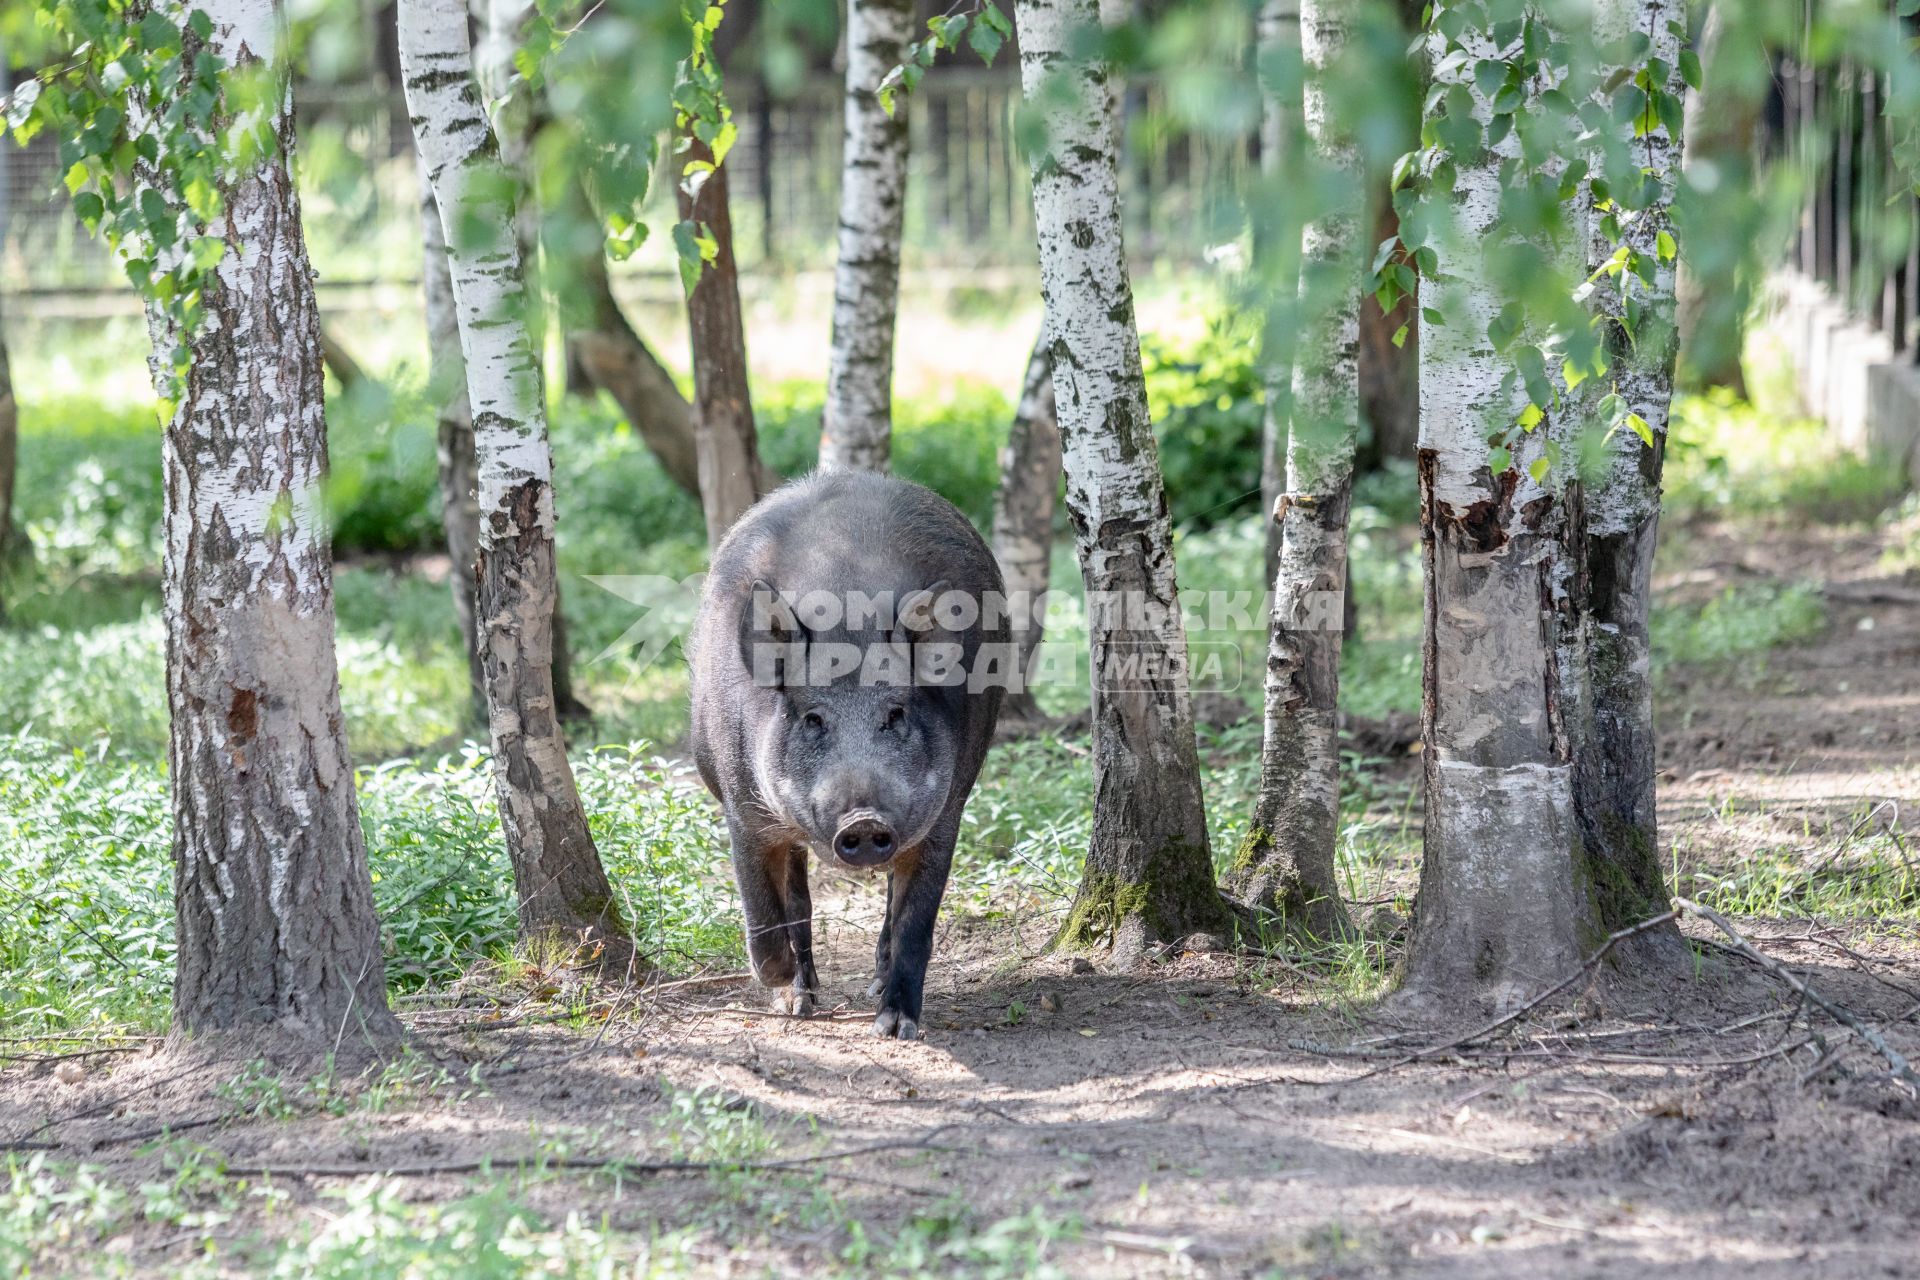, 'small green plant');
215,1060,298,1122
